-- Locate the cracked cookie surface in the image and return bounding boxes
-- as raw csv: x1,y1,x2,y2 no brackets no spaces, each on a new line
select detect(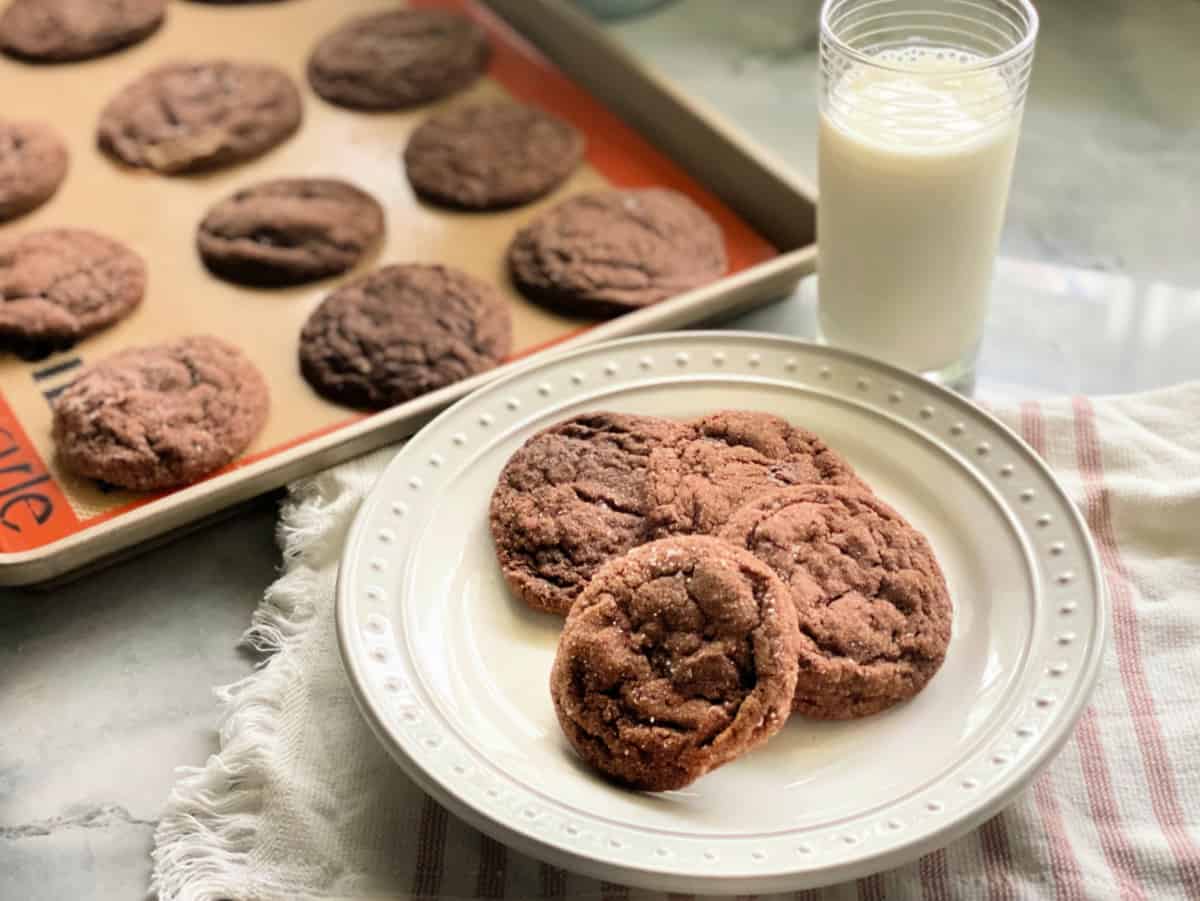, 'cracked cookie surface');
307,9,489,111
97,60,302,174
0,120,69,222
404,101,583,210
197,178,384,286
720,485,952,719
52,335,269,491
1,0,165,62
298,263,511,410
507,188,727,318
490,412,691,616
551,535,799,791
647,410,865,537
0,227,145,359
